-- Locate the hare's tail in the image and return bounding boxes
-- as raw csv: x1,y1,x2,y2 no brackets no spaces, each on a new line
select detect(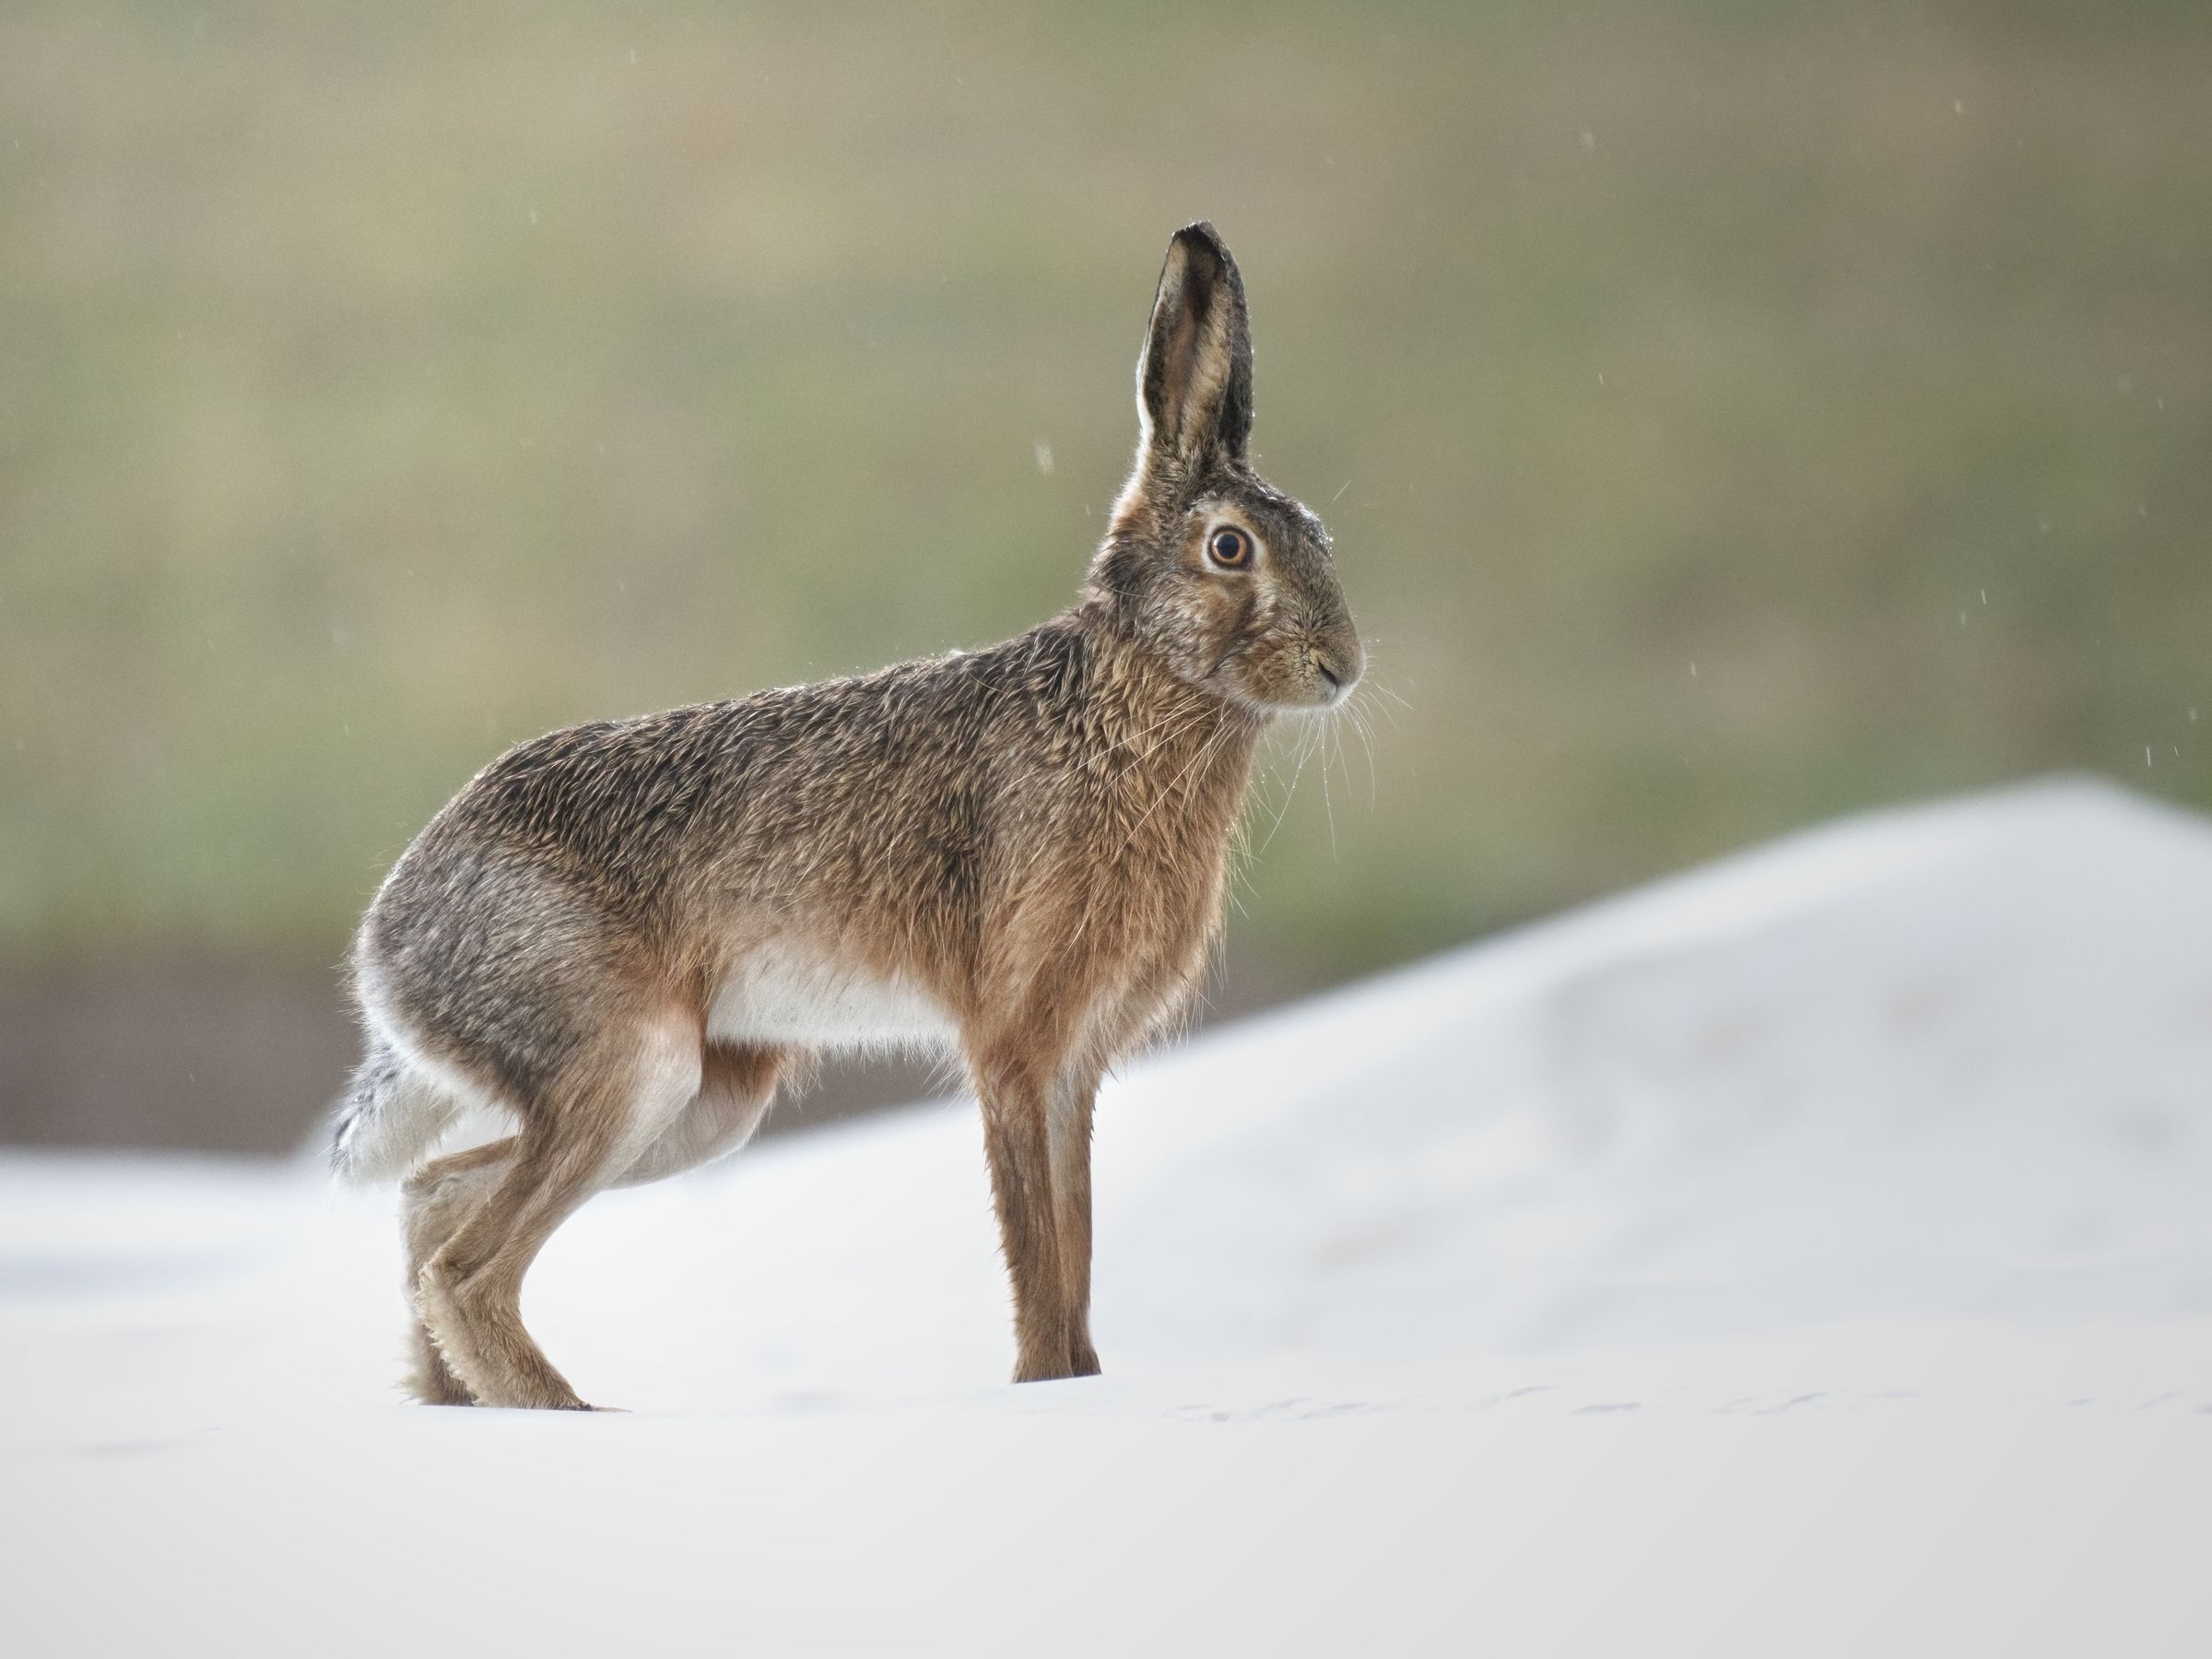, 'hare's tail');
328,1042,458,1185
